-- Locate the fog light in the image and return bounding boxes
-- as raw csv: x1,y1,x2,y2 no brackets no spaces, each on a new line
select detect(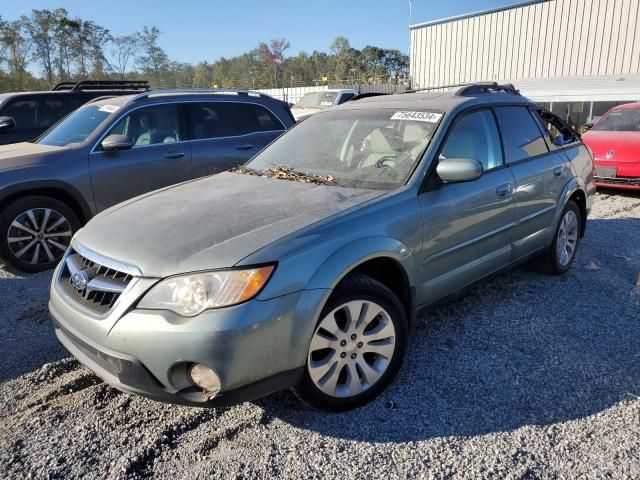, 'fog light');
189,364,221,396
